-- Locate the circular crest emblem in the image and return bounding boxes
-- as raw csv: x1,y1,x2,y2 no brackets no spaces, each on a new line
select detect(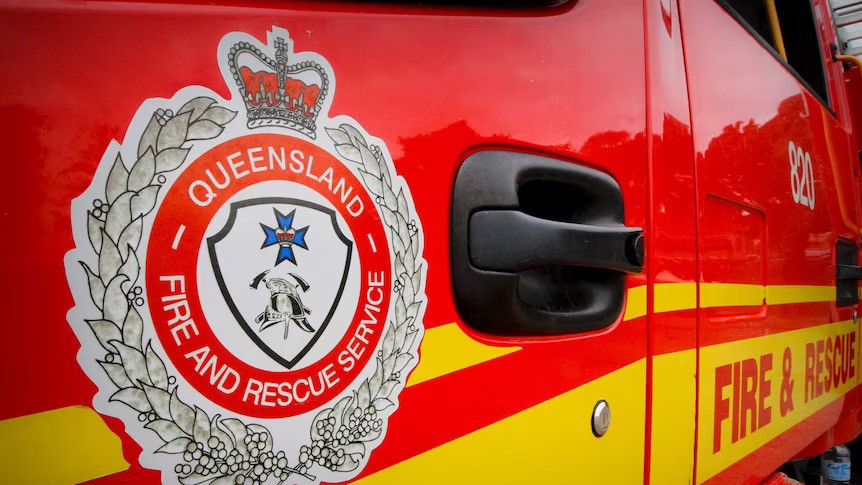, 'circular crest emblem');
65,27,426,484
